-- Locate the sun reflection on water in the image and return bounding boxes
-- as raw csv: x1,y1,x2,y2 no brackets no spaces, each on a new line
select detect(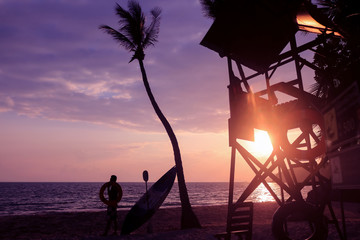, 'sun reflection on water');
251,183,276,202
